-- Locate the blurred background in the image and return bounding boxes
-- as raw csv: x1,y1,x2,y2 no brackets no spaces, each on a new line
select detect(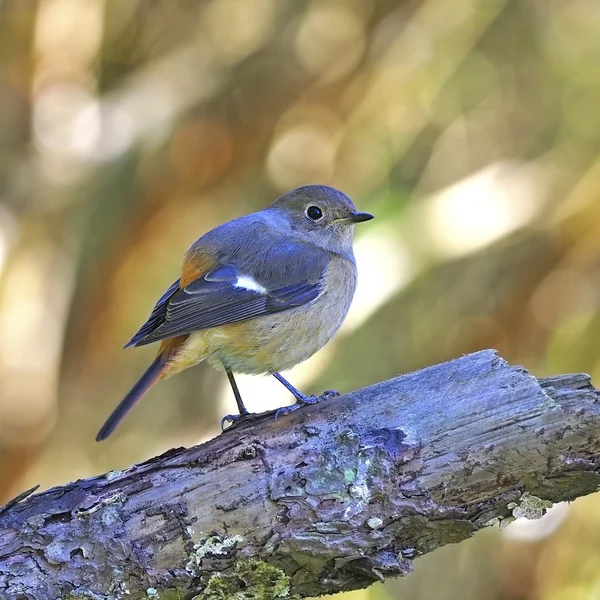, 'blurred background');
0,0,600,598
